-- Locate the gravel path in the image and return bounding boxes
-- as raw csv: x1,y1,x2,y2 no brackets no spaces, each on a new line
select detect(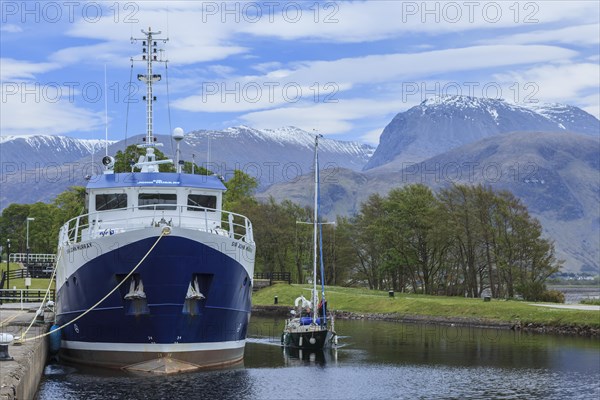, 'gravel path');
530,303,600,311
